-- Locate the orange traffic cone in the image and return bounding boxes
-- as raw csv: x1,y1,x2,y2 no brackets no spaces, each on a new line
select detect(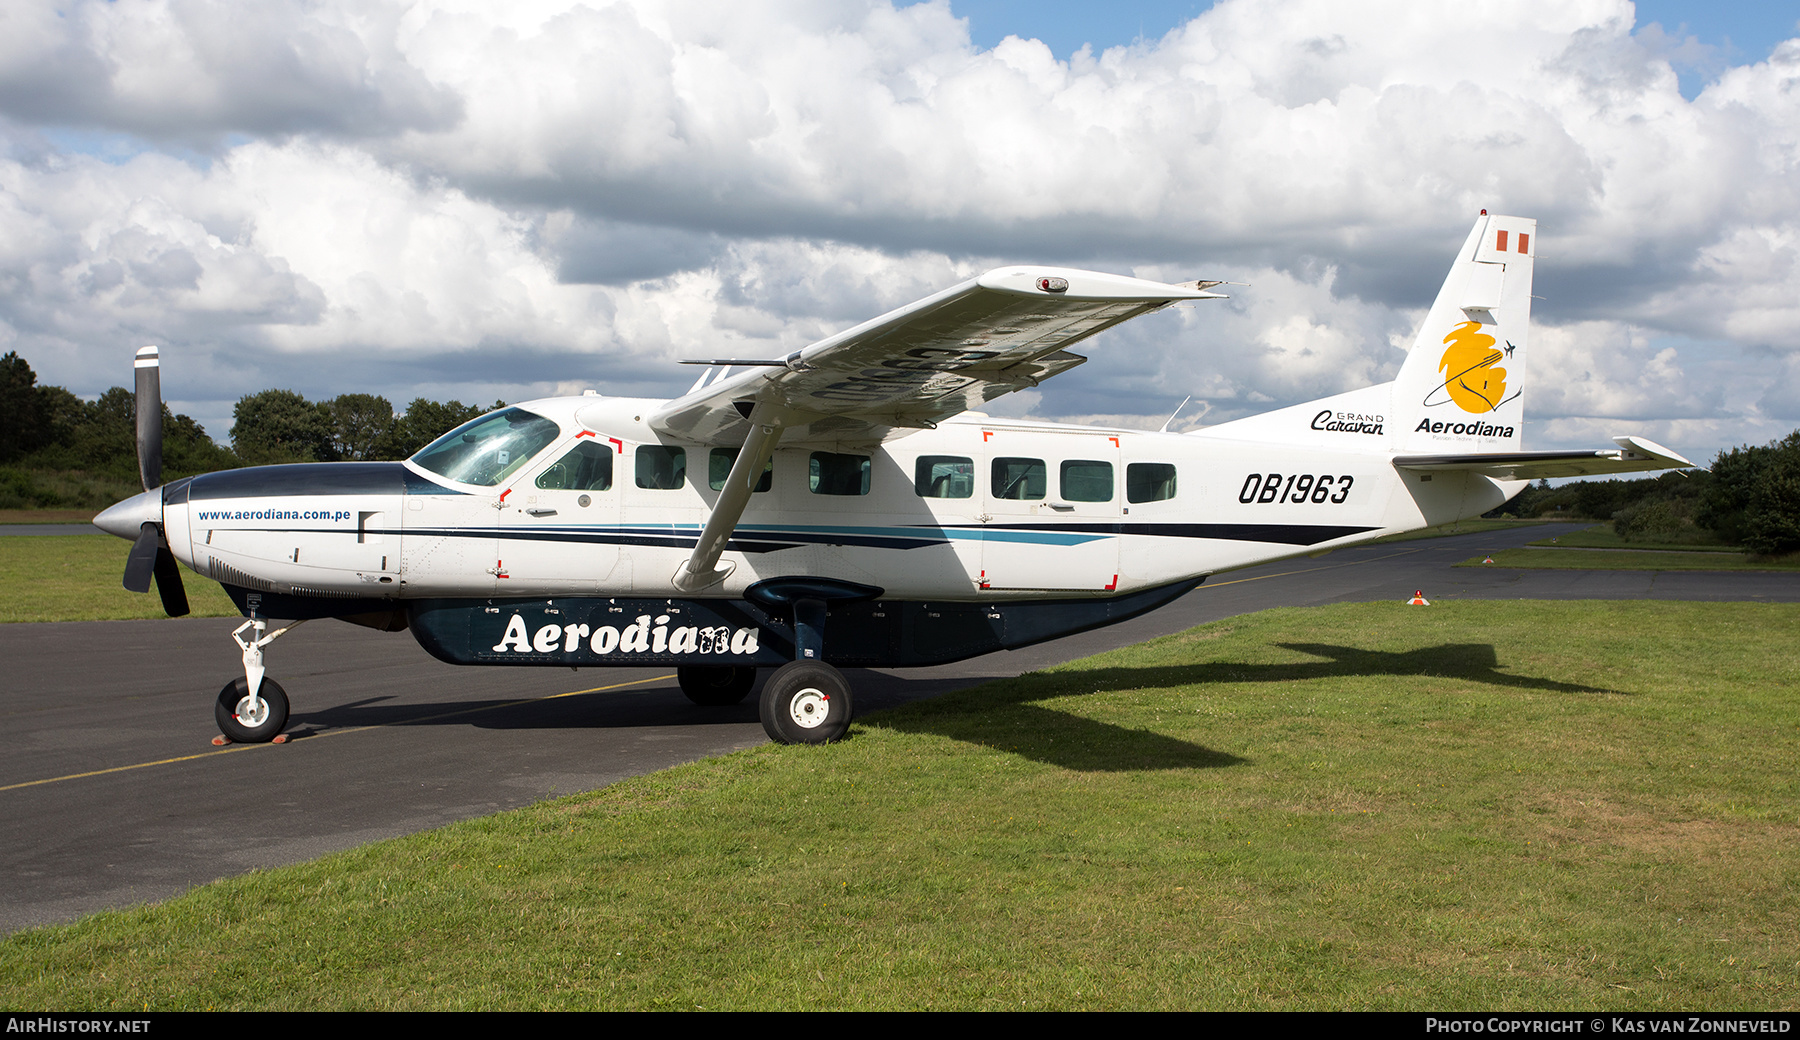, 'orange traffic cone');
1481,555,1495,564
1407,590,1430,606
